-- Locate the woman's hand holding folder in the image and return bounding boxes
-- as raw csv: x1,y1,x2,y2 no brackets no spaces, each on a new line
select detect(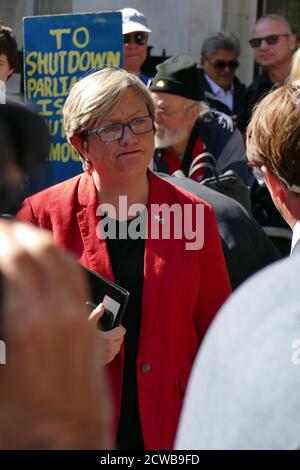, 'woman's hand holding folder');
88,302,126,364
